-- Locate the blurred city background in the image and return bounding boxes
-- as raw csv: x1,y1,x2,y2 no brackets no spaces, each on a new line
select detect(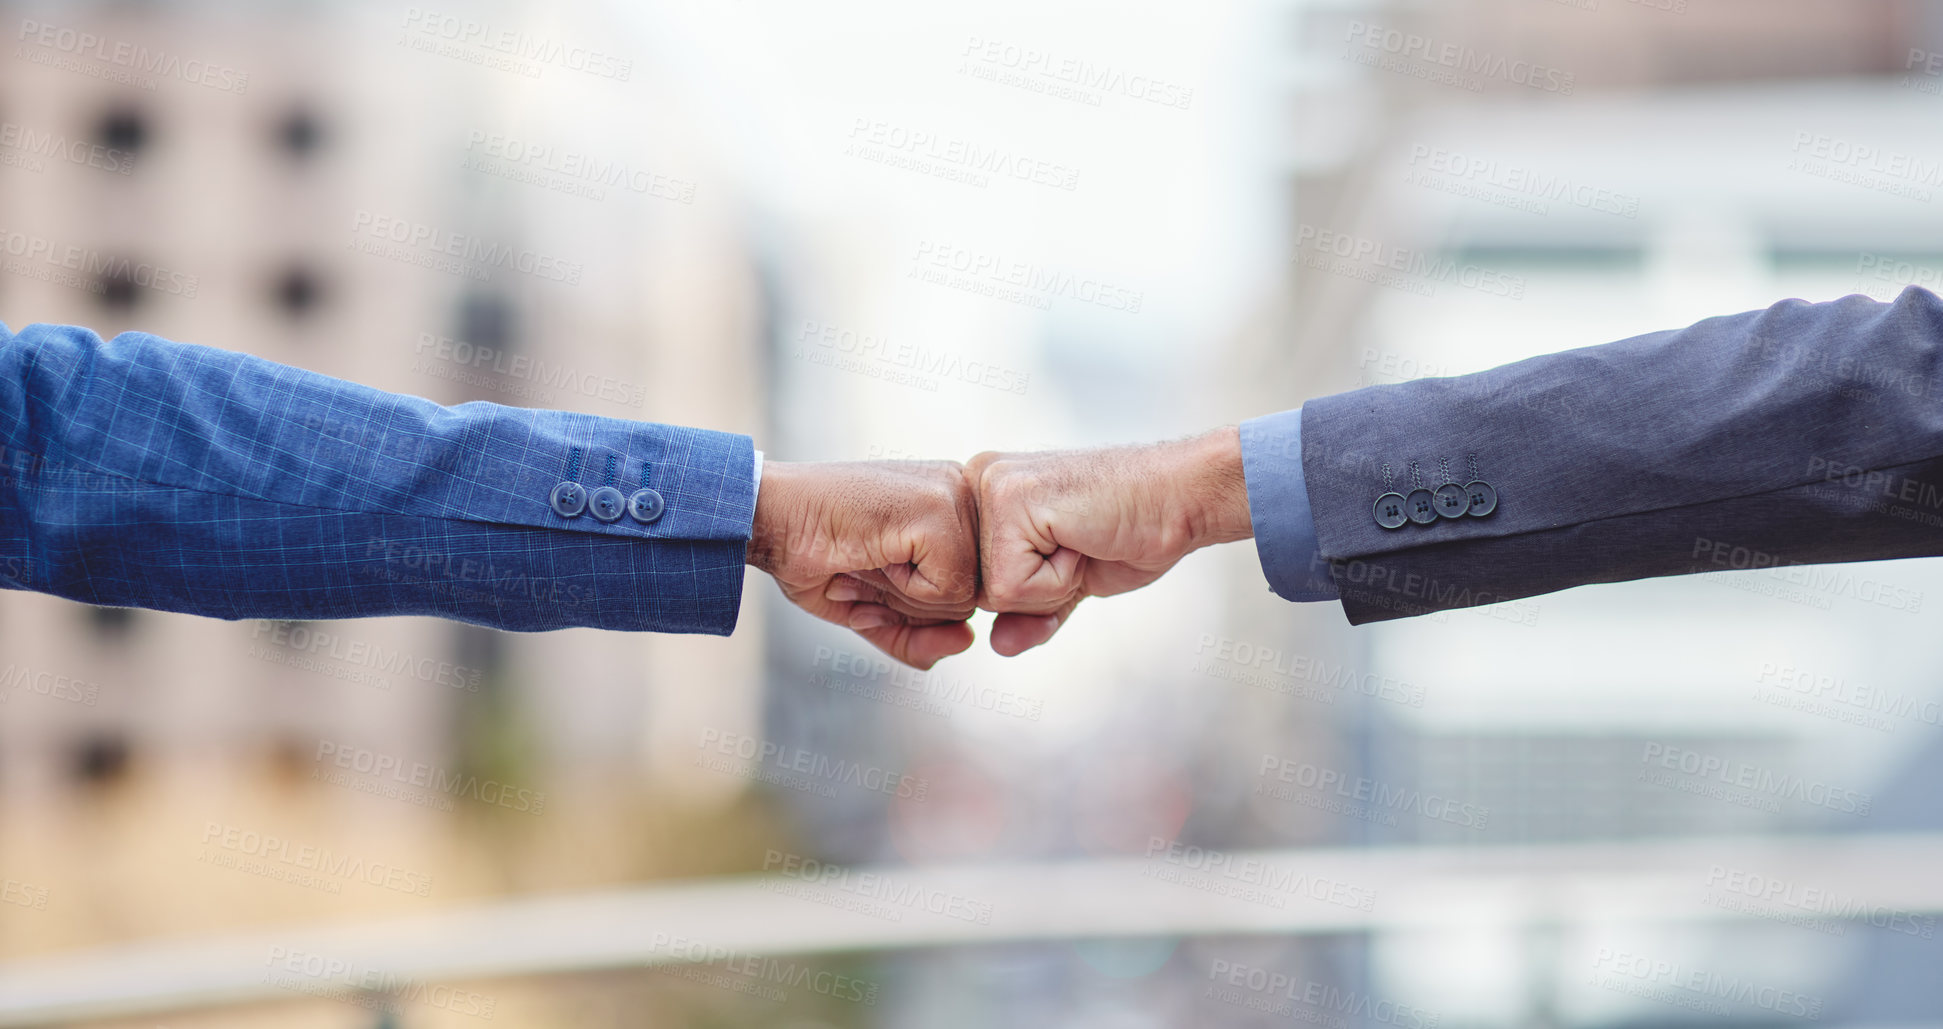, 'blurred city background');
5,0,1943,1025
